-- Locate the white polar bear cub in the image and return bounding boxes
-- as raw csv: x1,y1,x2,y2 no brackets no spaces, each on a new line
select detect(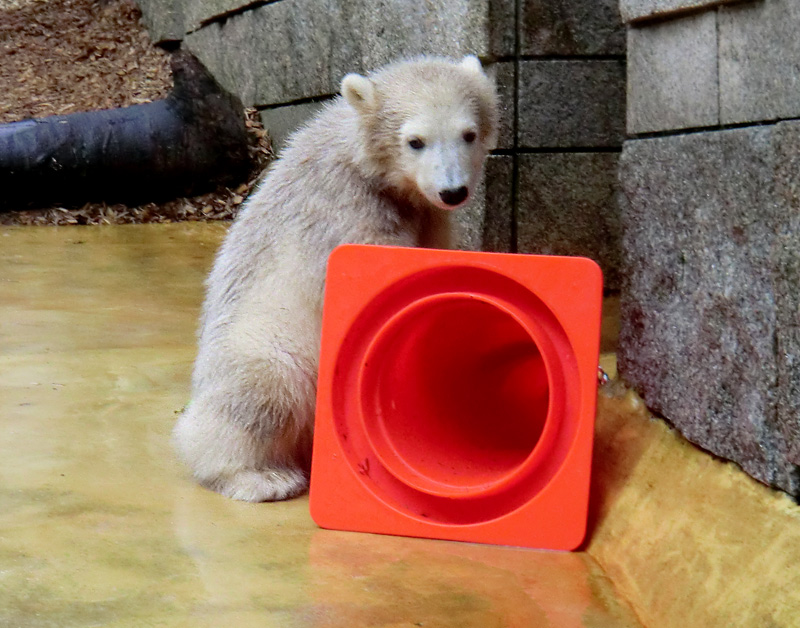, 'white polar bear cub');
173,56,499,502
